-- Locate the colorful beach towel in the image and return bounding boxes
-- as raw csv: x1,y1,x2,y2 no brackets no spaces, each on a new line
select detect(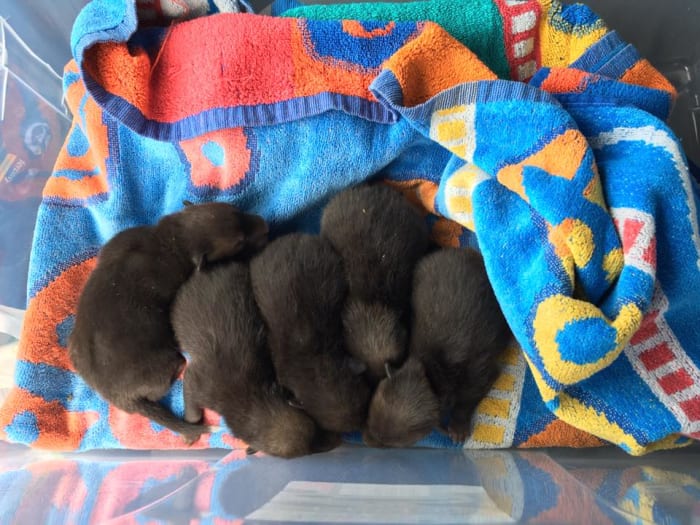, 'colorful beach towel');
0,0,698,455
